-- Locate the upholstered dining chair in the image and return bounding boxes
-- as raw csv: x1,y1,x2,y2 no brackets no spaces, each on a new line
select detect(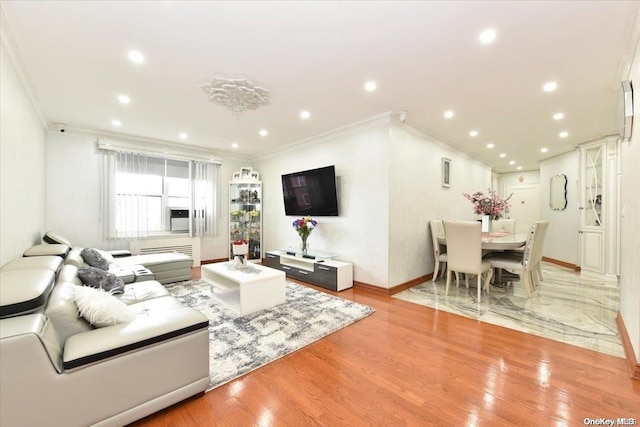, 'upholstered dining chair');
492,218,516,233
429,220,448,281
530,220,549,290
484,220,547,297
443,221,493,303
